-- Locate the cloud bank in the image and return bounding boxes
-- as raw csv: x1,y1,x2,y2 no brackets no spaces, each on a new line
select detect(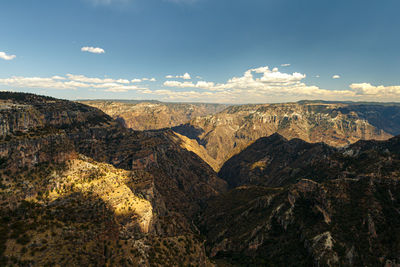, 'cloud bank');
1,66,400,103
0,74,147,93
158,66,400,103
